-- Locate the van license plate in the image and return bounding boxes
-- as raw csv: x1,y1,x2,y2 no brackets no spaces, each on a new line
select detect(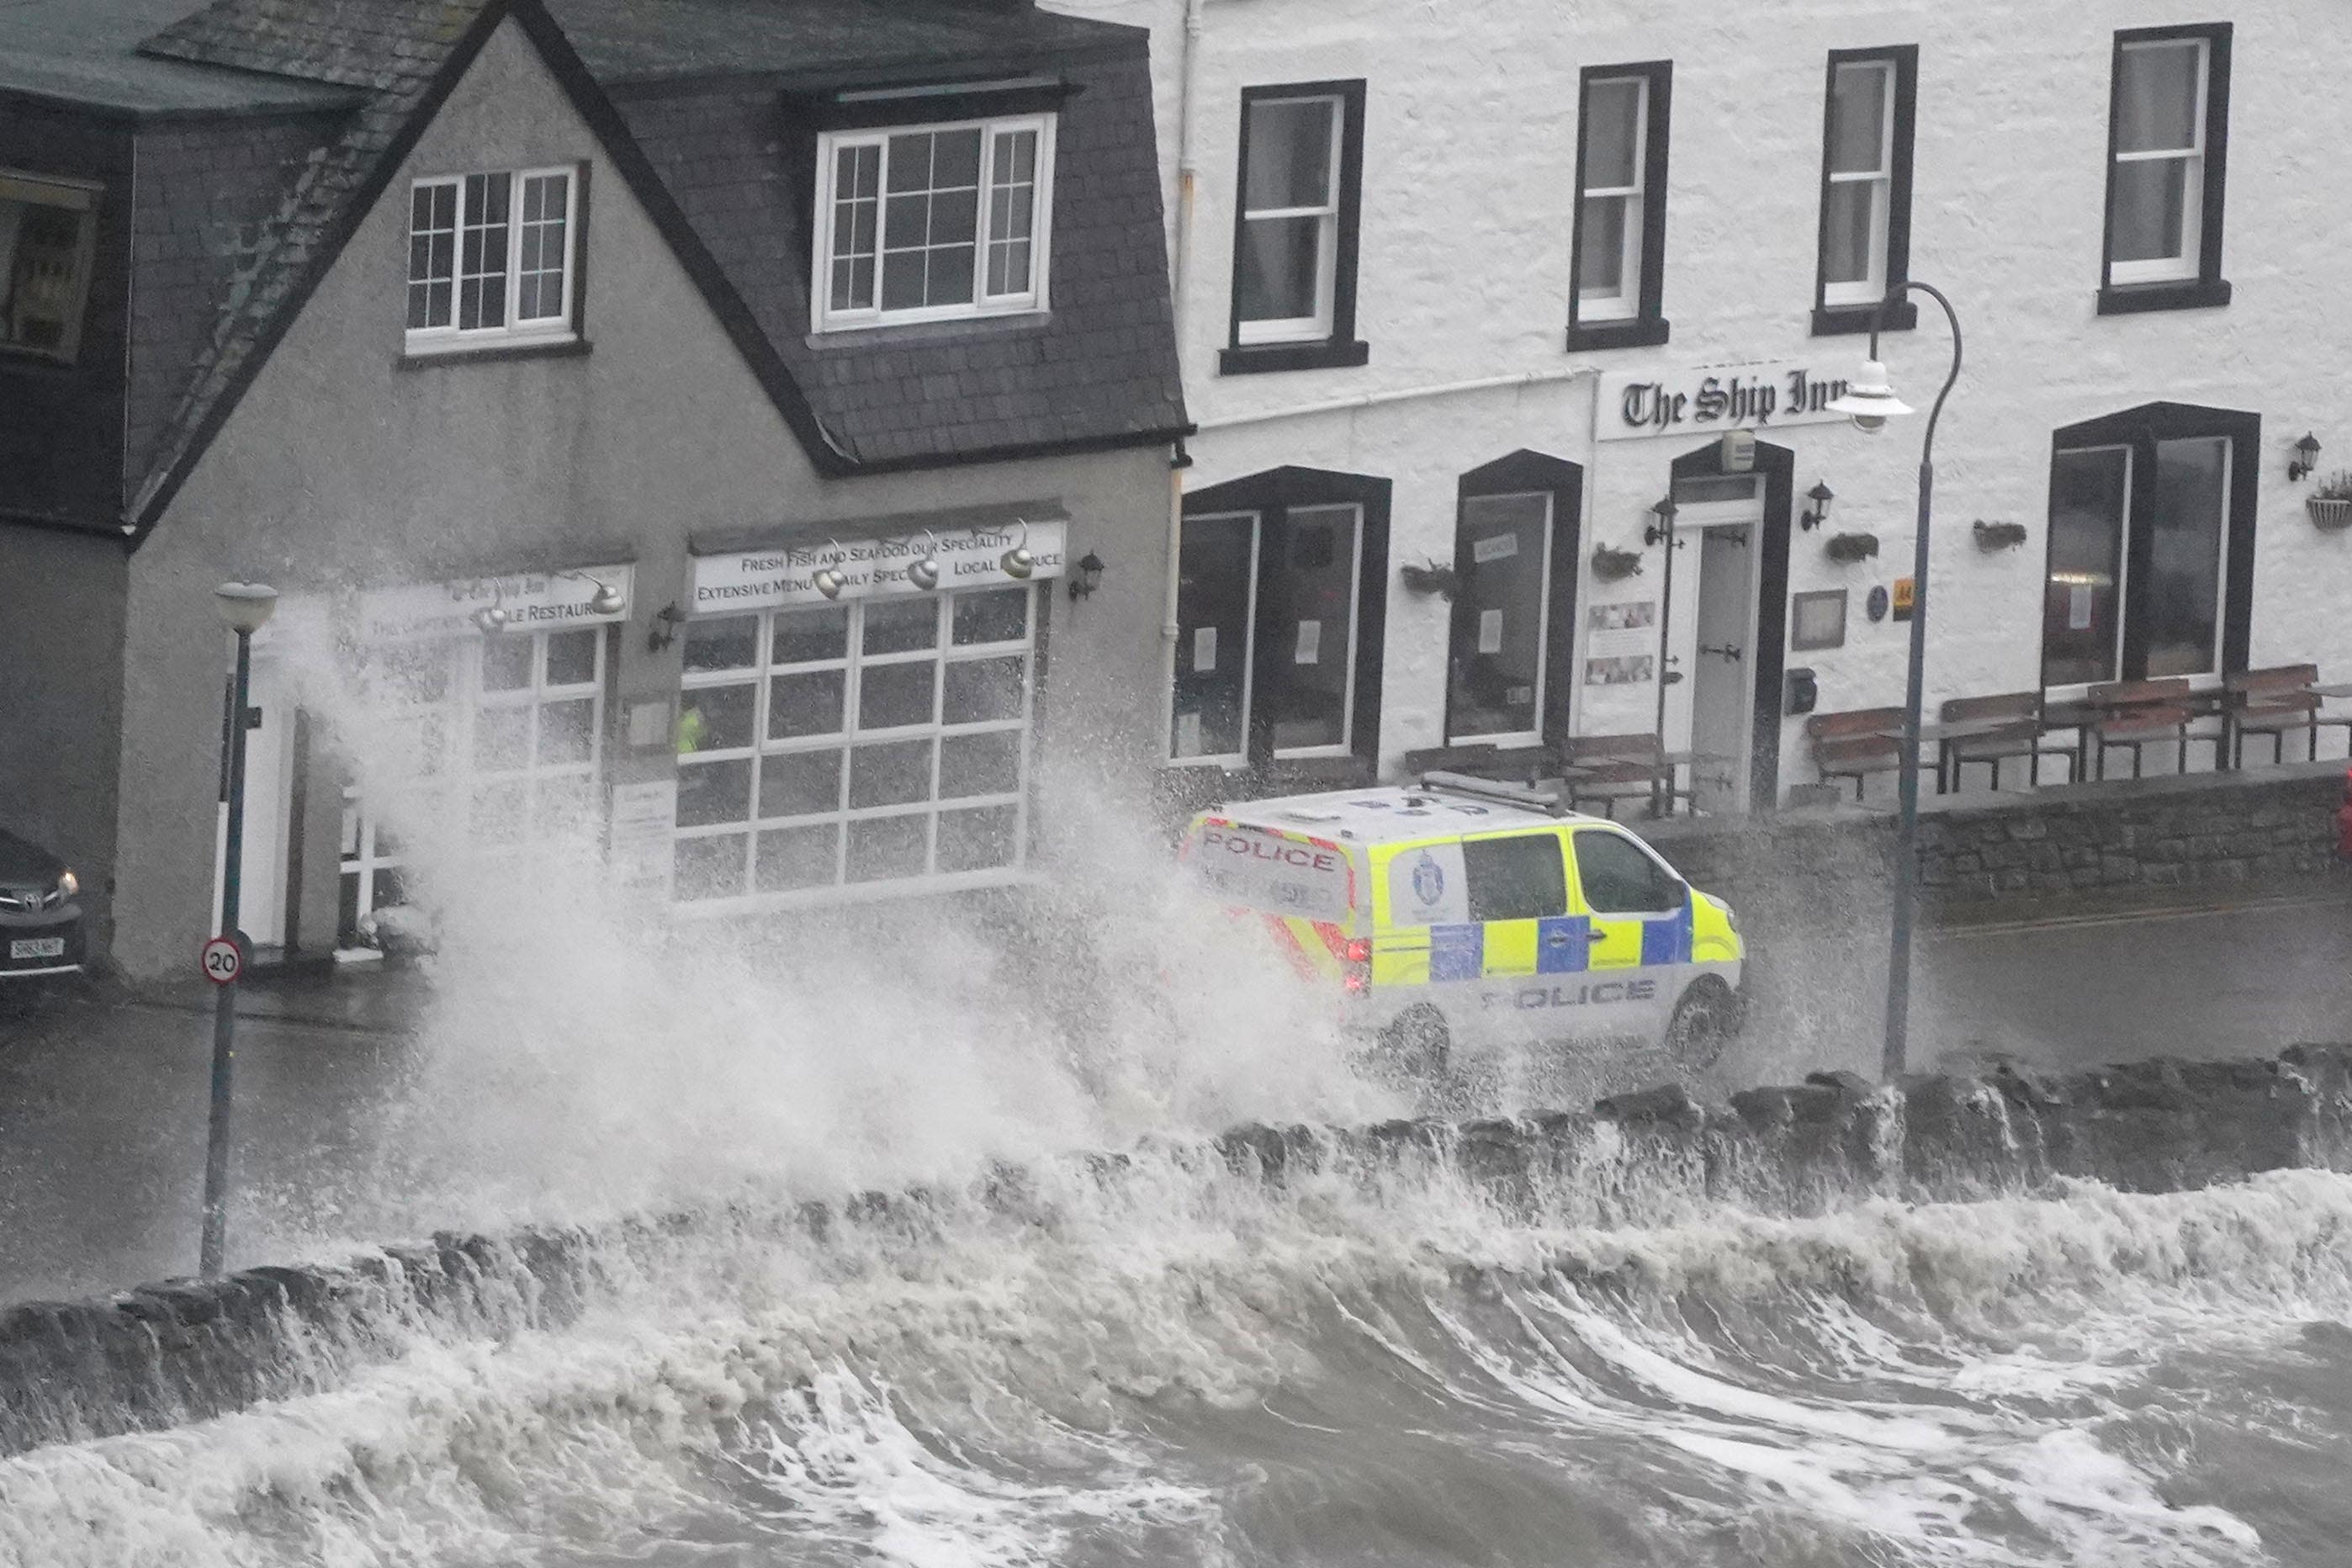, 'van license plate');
9,937,65,960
